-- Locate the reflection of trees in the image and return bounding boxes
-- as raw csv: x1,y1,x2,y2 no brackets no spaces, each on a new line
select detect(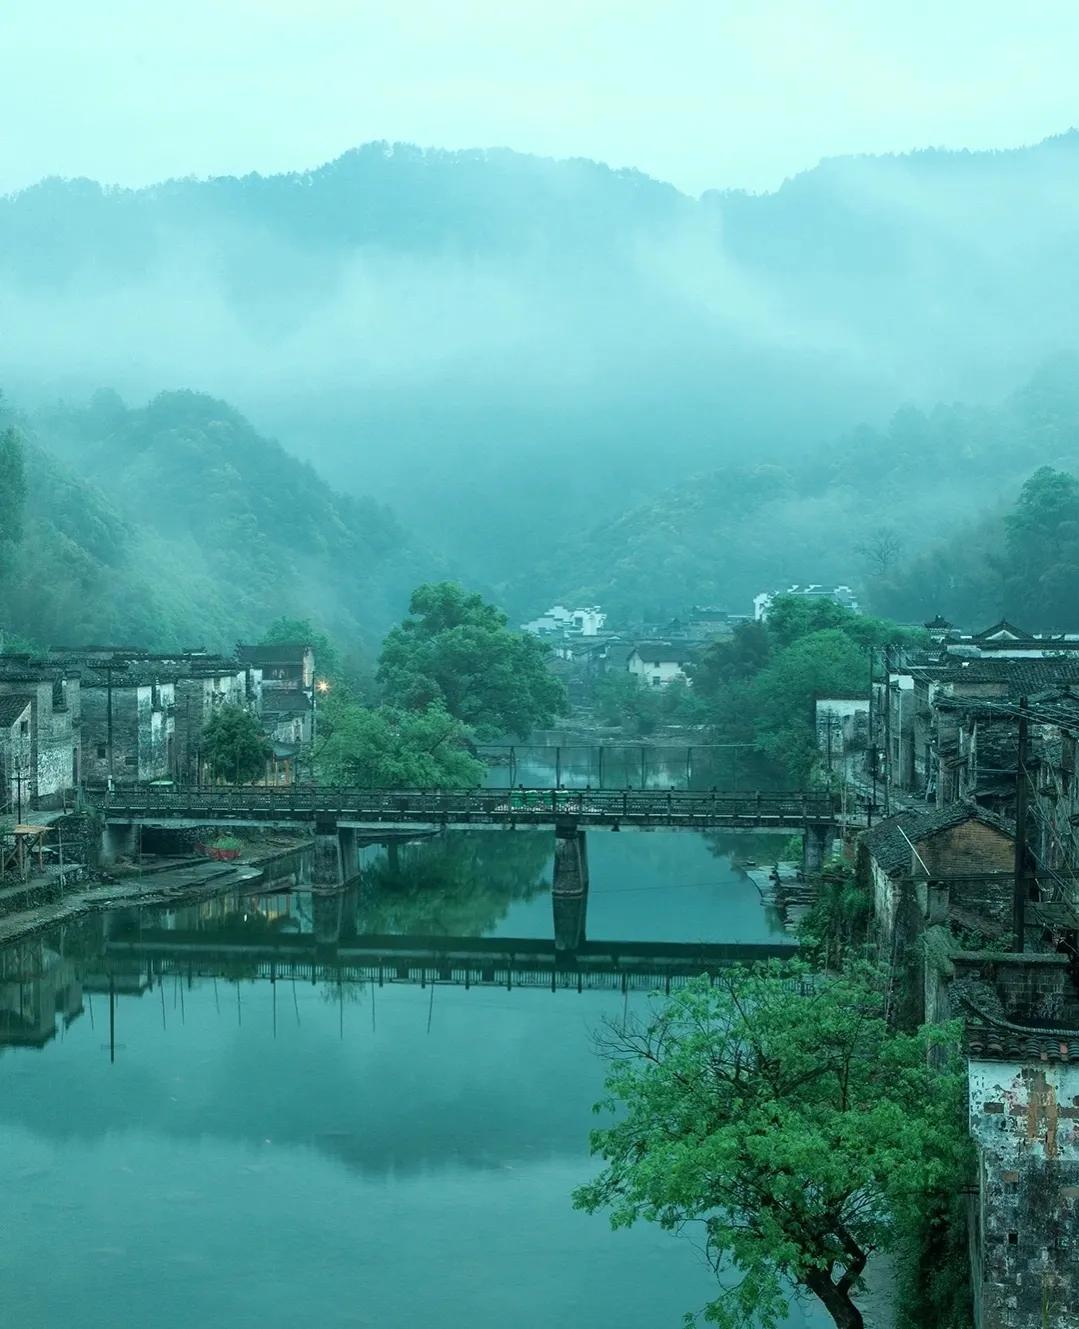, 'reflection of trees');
358,831,551,936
